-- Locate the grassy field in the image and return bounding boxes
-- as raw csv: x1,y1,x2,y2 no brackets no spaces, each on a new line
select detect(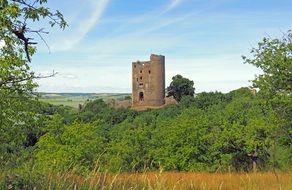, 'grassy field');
3,171,291,190
53,172,292,190
39,93,131,108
